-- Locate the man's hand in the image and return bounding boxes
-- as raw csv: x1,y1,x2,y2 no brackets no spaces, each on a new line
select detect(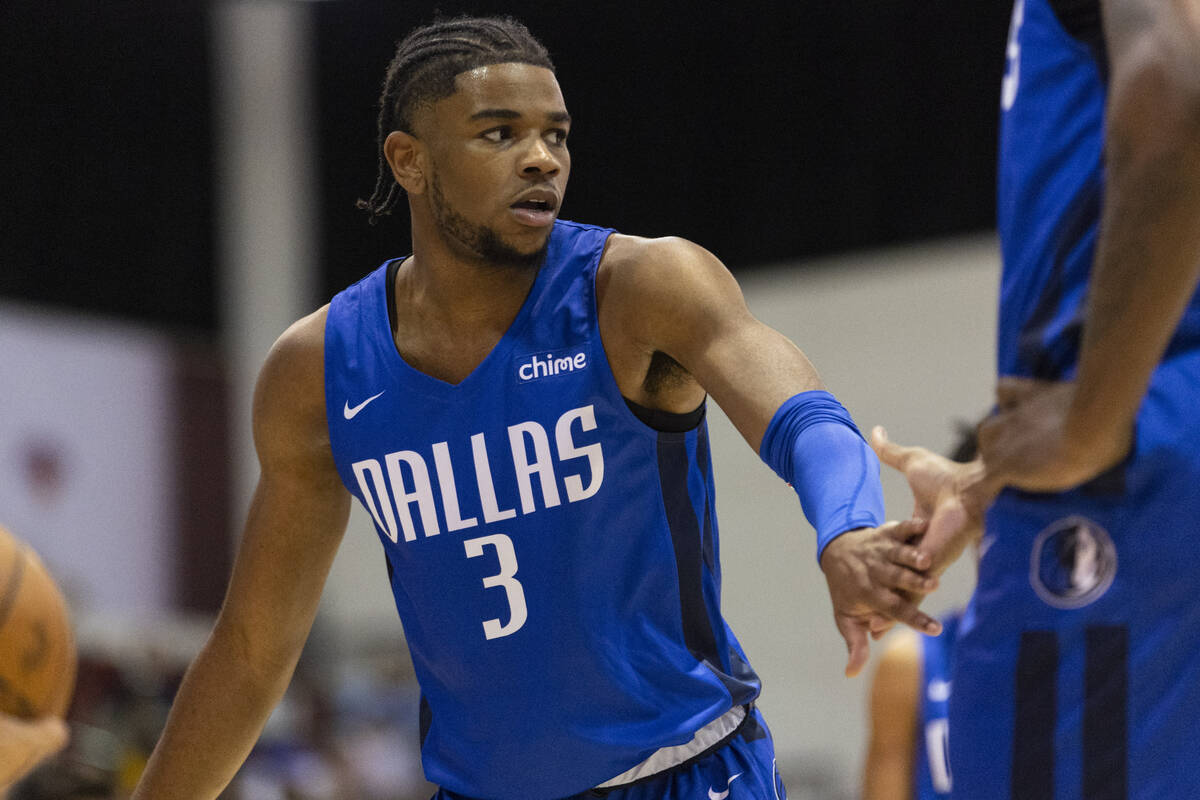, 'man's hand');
978,376,1134,493
0,715,68,791
819,519,941,678
870,427,994,579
